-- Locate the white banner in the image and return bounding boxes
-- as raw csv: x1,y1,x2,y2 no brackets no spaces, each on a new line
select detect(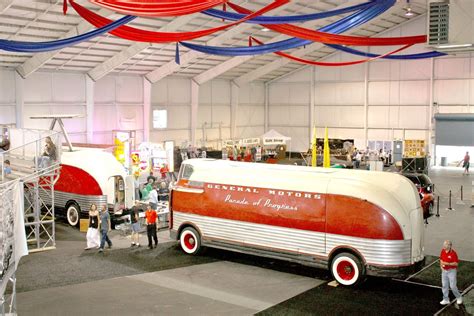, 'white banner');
14,181,28,269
